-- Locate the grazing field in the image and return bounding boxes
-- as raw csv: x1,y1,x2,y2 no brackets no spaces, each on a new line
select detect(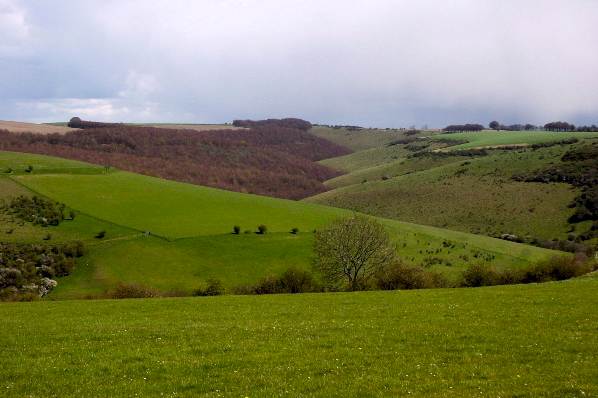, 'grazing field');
434,130,598,150
0,151,103,174
14,171,347,239
2,275,597,397
0,120,77,134
50,221,557,299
